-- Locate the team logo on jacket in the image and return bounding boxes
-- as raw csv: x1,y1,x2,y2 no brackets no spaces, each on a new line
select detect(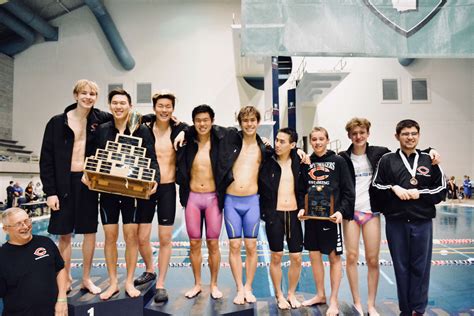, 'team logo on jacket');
363,0,446,37
34,247,49,260
417,166,430,176
309,162,335,181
